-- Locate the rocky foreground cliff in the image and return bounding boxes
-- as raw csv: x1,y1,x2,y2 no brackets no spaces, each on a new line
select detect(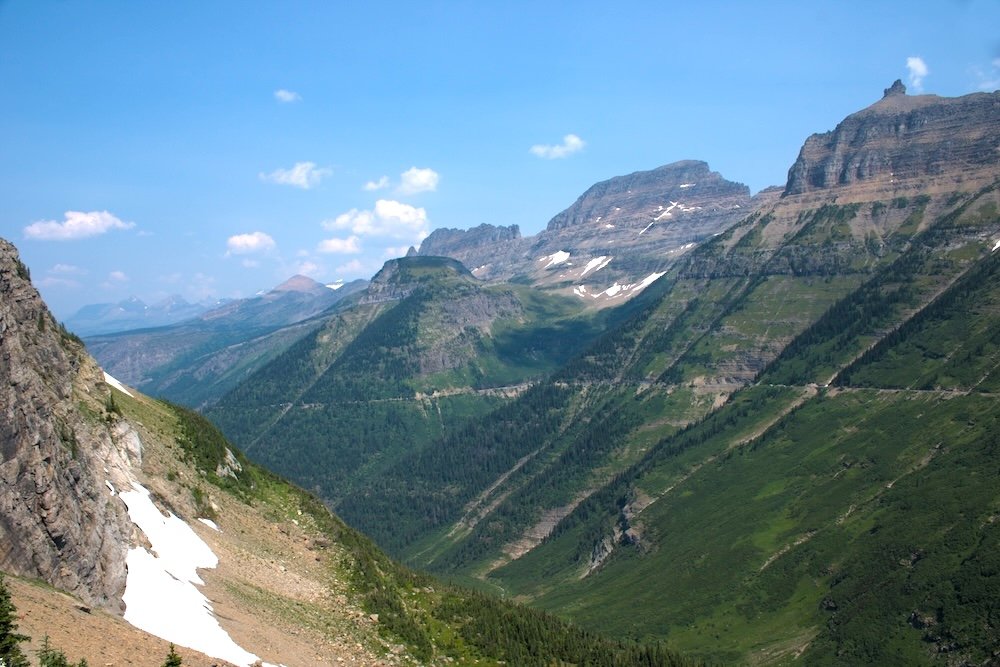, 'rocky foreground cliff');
0,239,135,611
